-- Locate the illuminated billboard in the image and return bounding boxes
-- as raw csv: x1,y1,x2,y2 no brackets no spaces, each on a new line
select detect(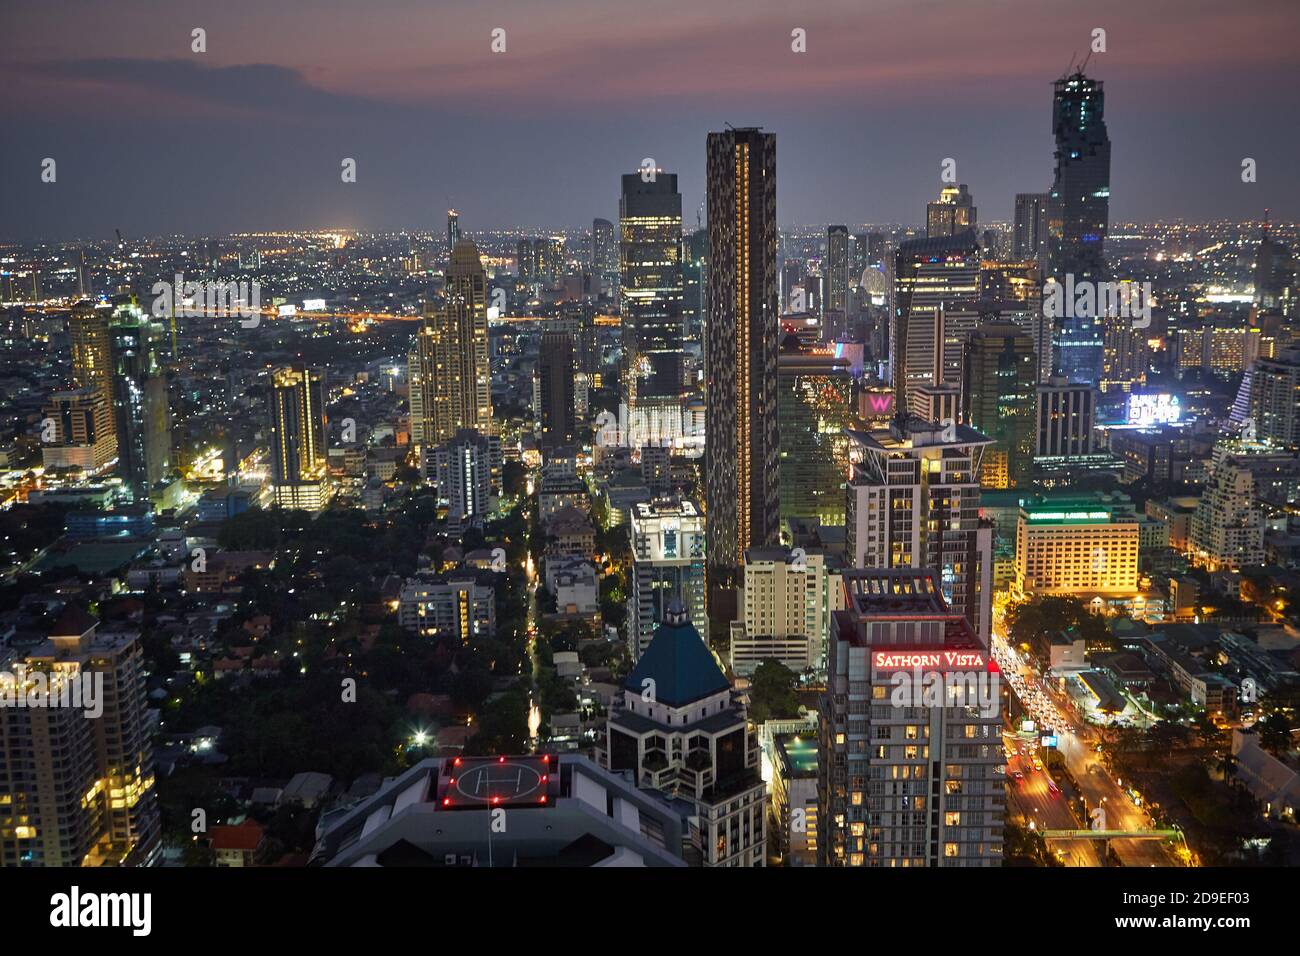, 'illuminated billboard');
302,298,326,311
1127,393,1180,426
